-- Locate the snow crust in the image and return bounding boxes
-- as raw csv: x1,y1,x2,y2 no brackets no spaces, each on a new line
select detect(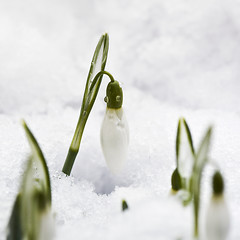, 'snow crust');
1,0,240,239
